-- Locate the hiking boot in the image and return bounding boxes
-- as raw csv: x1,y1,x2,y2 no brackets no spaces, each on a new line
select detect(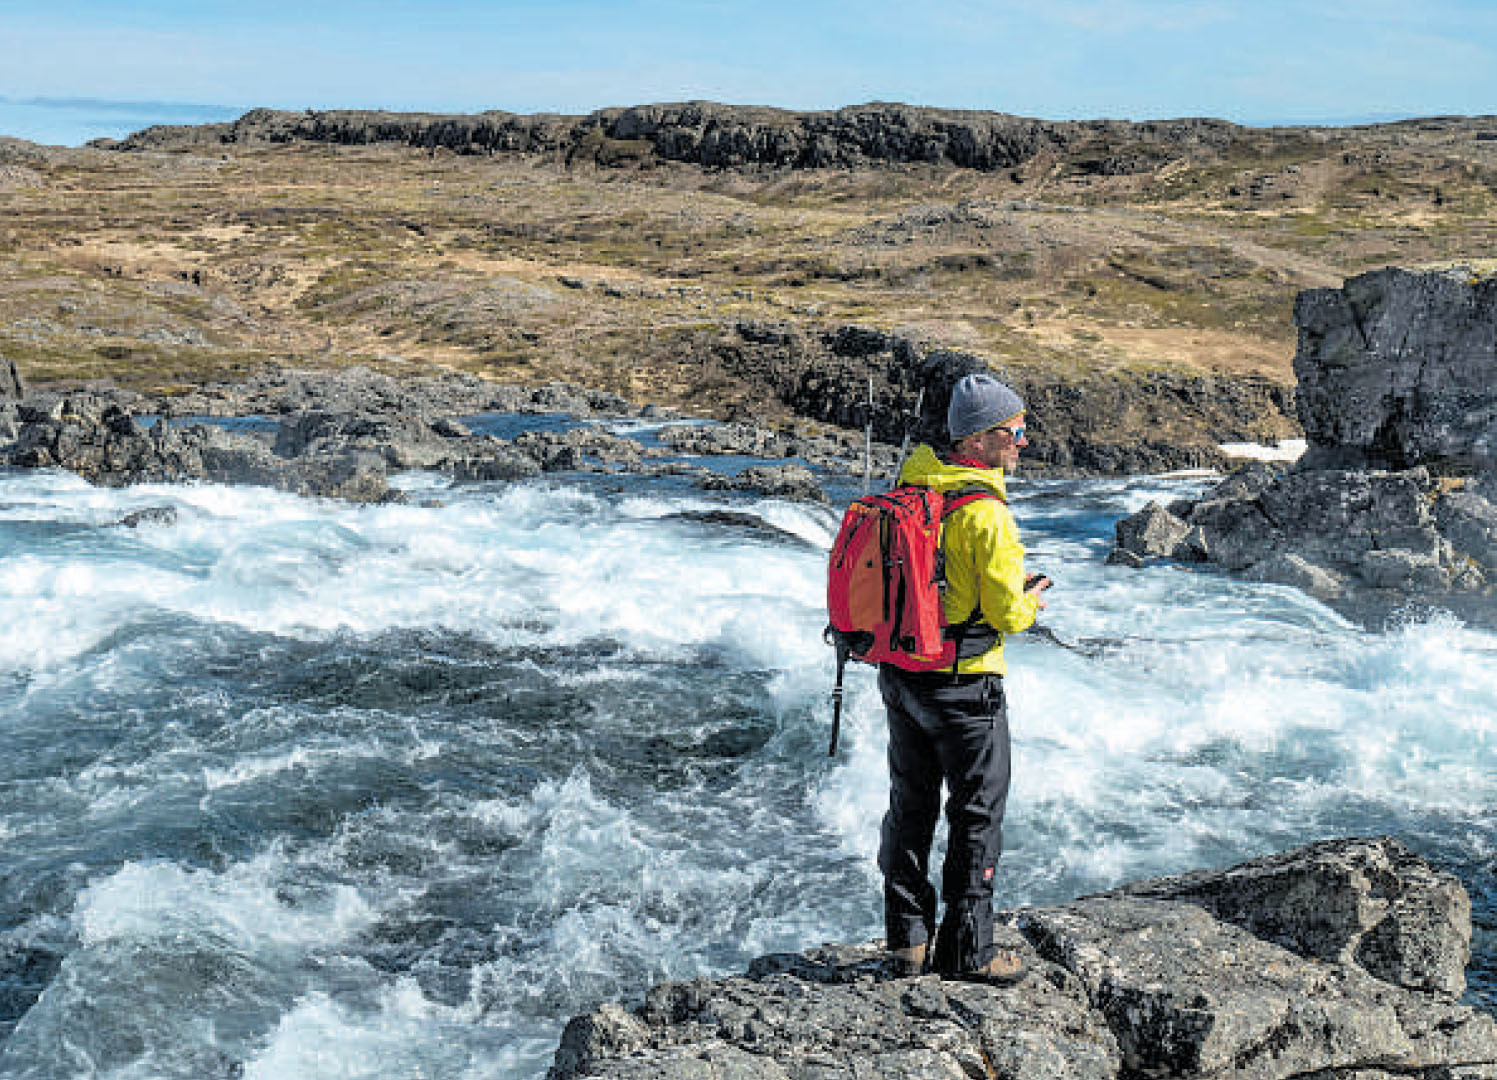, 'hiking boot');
888,942,926,977
950,947,1027,986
